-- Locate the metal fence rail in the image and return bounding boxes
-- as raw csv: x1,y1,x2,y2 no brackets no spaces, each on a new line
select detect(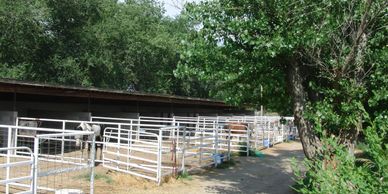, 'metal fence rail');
0,125,95,194
102,125,187,185
0,146,34,194
7,115,298,187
